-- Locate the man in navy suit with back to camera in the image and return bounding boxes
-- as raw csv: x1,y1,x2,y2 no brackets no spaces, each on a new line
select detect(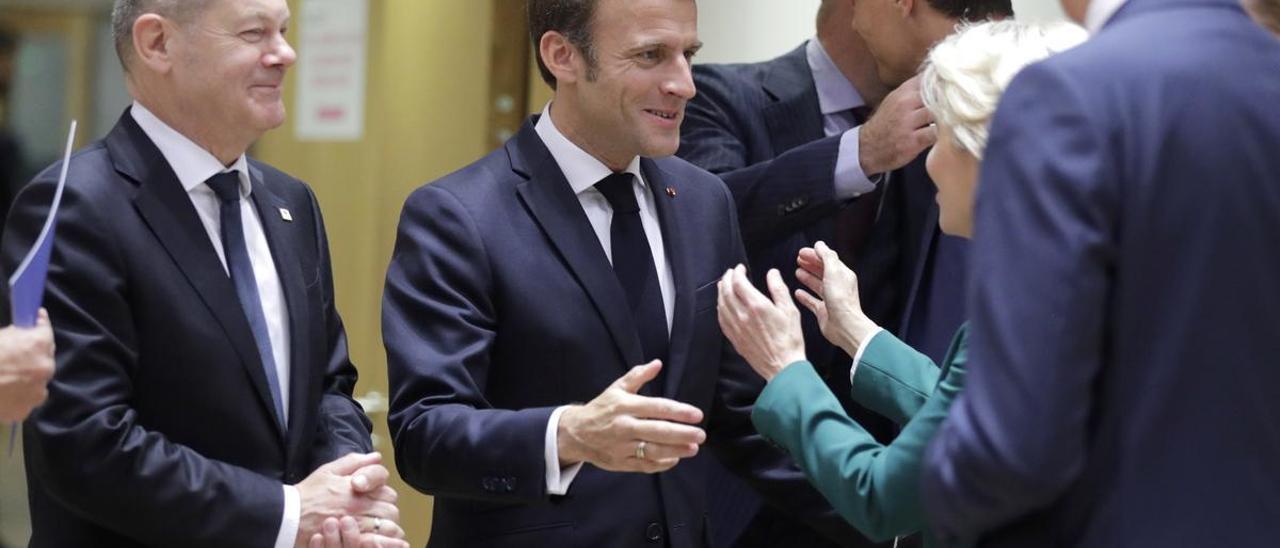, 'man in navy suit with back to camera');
677,0,1012,545
921,0,1280,546
383,0,864,546
2,0,408,546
